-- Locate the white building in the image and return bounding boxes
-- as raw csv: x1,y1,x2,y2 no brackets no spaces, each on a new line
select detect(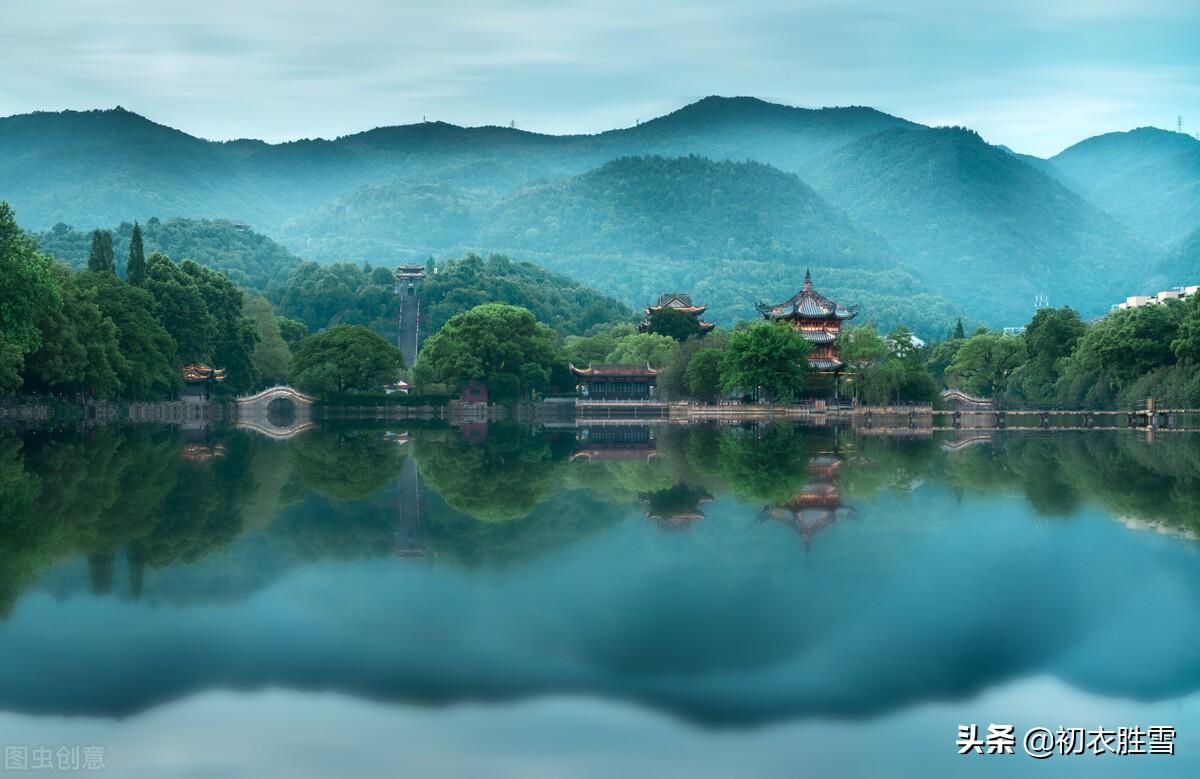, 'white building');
1112,285,1200,312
